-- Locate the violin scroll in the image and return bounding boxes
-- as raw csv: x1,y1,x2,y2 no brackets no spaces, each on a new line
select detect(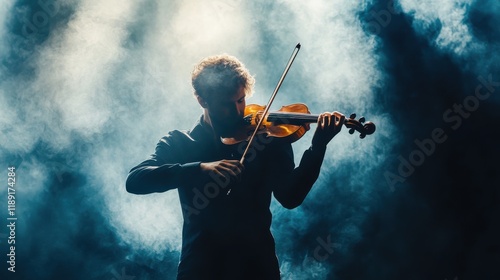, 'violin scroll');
346,113,376,139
